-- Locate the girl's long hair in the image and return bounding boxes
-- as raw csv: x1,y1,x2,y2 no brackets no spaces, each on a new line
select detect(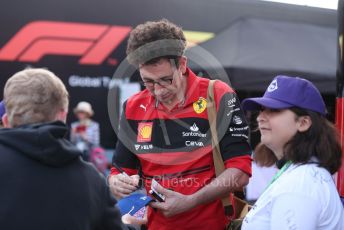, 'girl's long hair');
283,108,342,174
253,107,342,174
